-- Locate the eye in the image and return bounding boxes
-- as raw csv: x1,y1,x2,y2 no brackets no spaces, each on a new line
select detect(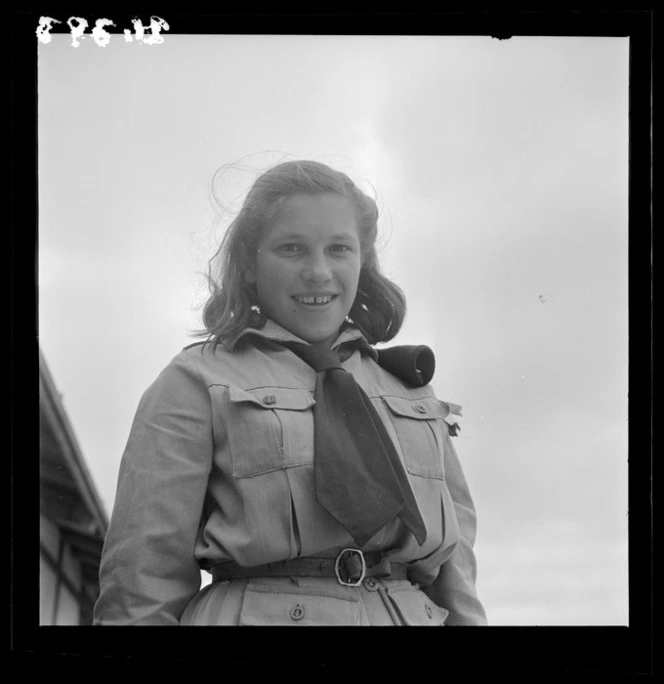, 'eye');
329,244,352,253
278,243,302,253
